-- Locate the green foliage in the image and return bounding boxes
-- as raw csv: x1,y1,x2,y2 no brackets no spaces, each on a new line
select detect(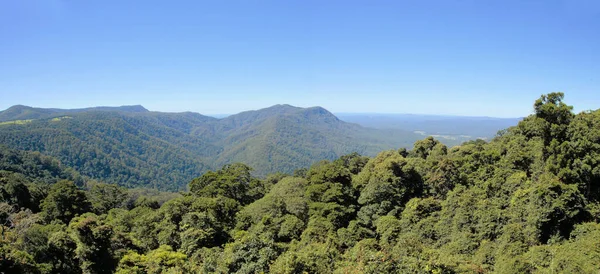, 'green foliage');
534,92,573,127
0,145,83,185
0,172,33,210
69,213,118,273
117,245,187,274
41,180,91,224
220,231,282,273
508,174,586,244
0,104,426,191
0,245,41,273
188,163,258,205
1,93,600,273
354,150,424,226
87,182,128,214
